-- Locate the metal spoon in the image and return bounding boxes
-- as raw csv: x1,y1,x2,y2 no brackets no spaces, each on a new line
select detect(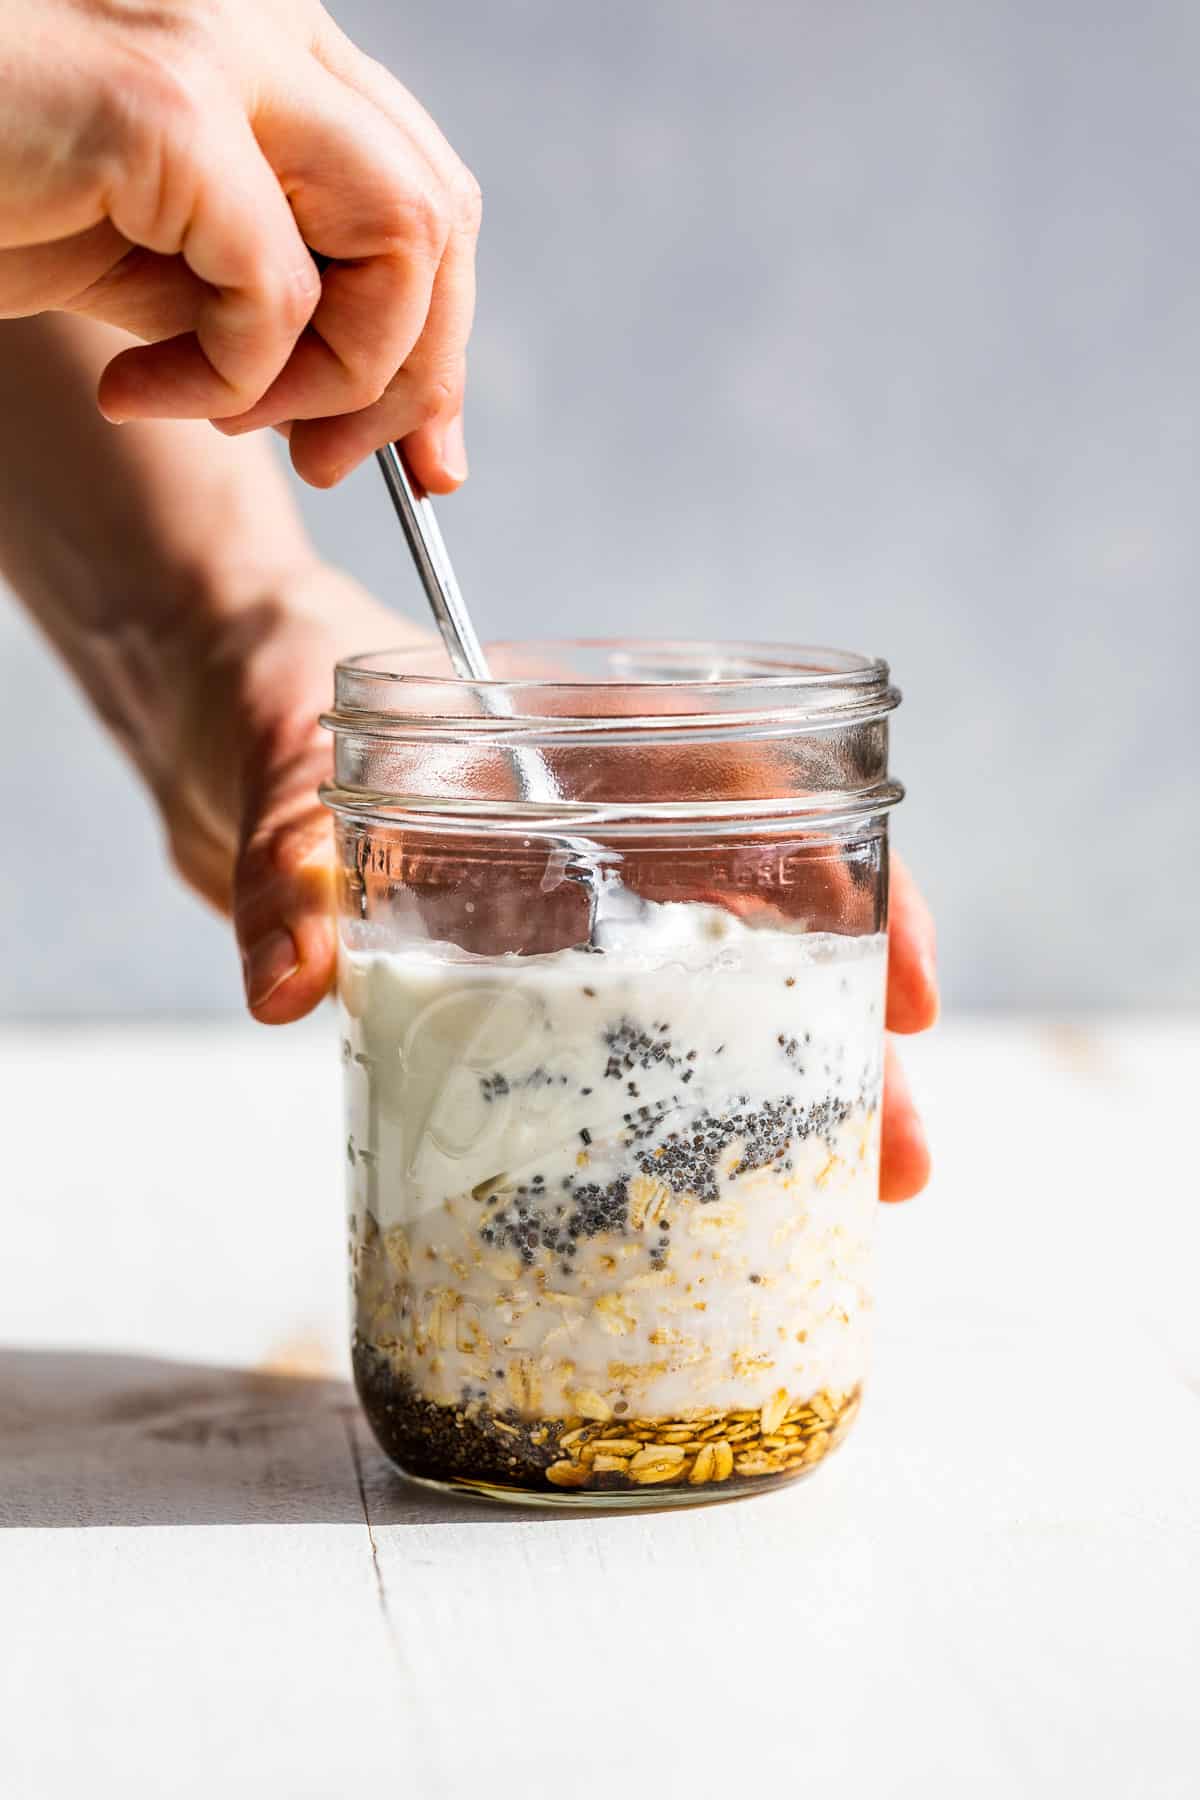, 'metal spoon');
374,442,490,681
374,442,601,932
